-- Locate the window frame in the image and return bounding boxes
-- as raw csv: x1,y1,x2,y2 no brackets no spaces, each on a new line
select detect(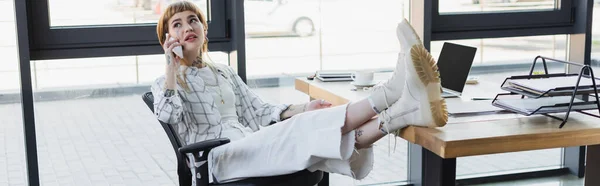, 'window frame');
431,0,576,40
28,0,231,60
